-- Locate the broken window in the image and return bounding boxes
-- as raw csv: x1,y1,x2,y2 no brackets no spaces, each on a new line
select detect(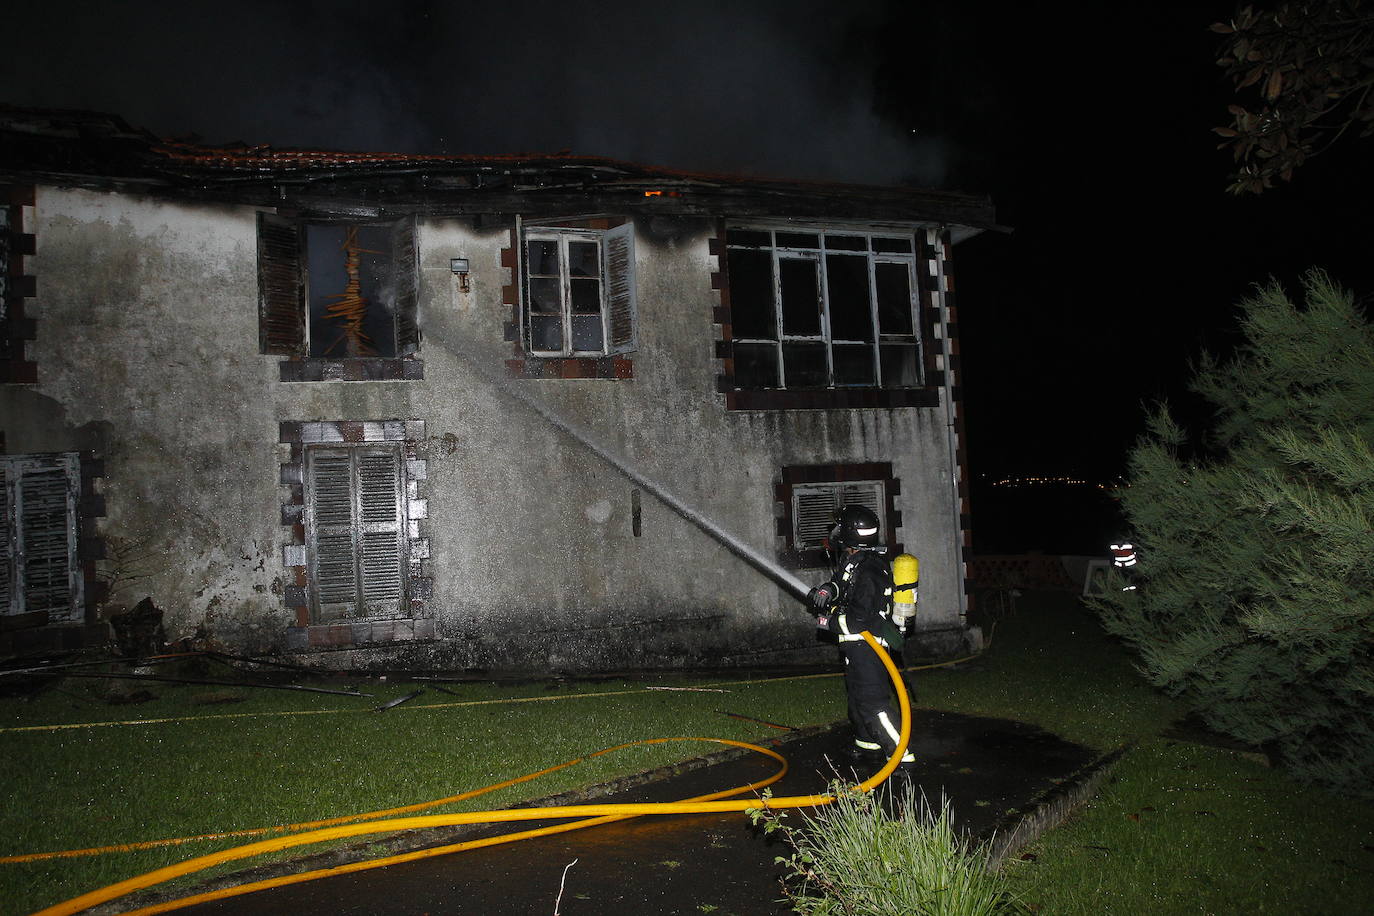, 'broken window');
257,214,420,362
304,444,407,621
1,453,83,621
792,480,886,552
727,228,920,389
522,224,636,357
